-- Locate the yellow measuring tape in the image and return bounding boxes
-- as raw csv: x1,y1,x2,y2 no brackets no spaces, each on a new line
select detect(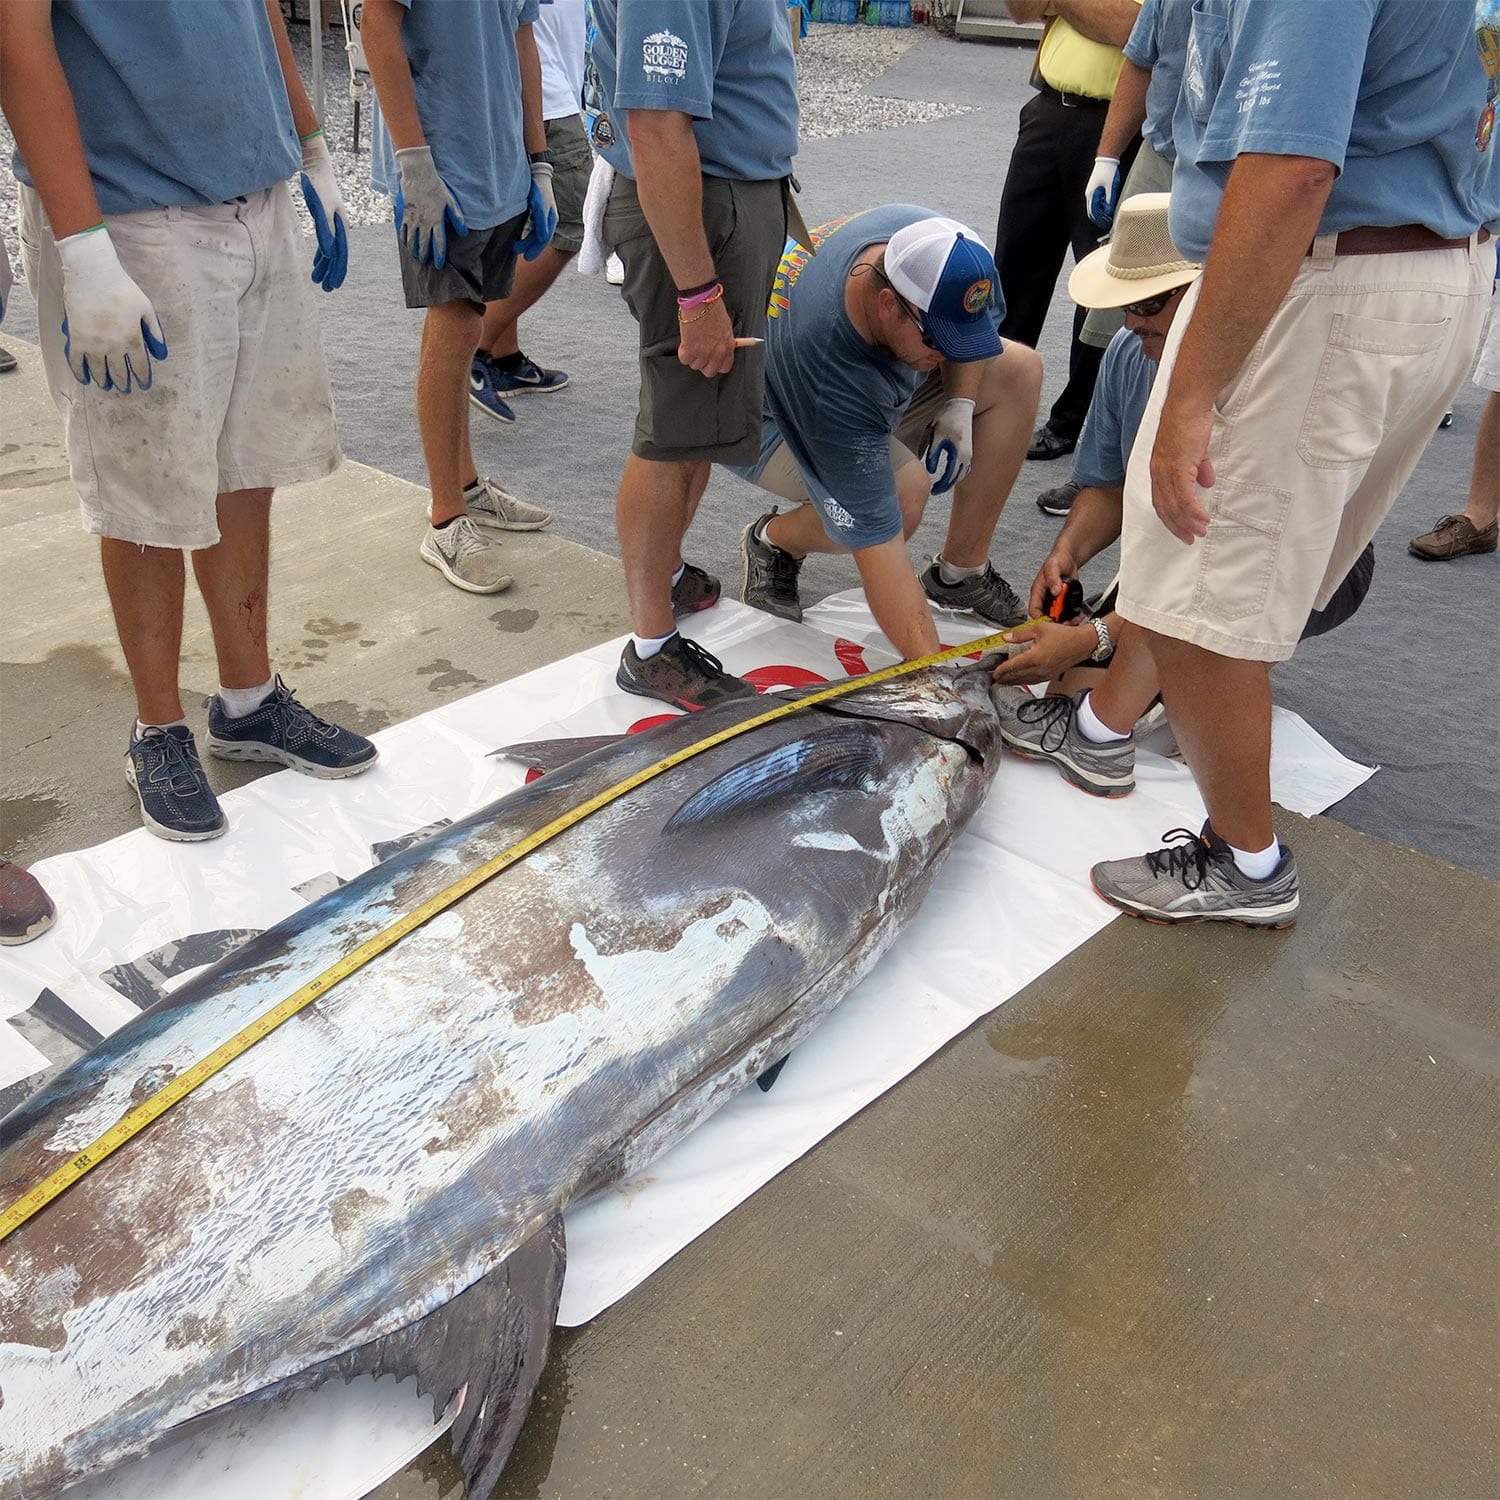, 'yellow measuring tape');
0,628,1016,1242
